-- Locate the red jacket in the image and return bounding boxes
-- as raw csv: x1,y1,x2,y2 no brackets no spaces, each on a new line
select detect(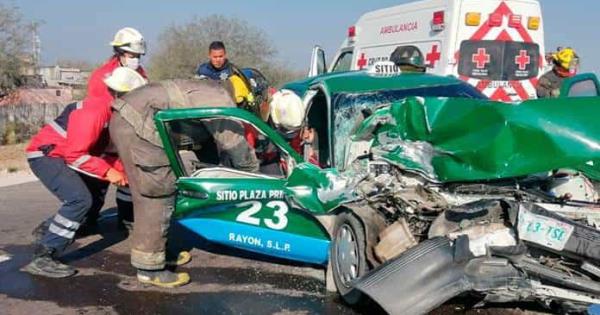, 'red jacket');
87,56,147,104
26,97,123,179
